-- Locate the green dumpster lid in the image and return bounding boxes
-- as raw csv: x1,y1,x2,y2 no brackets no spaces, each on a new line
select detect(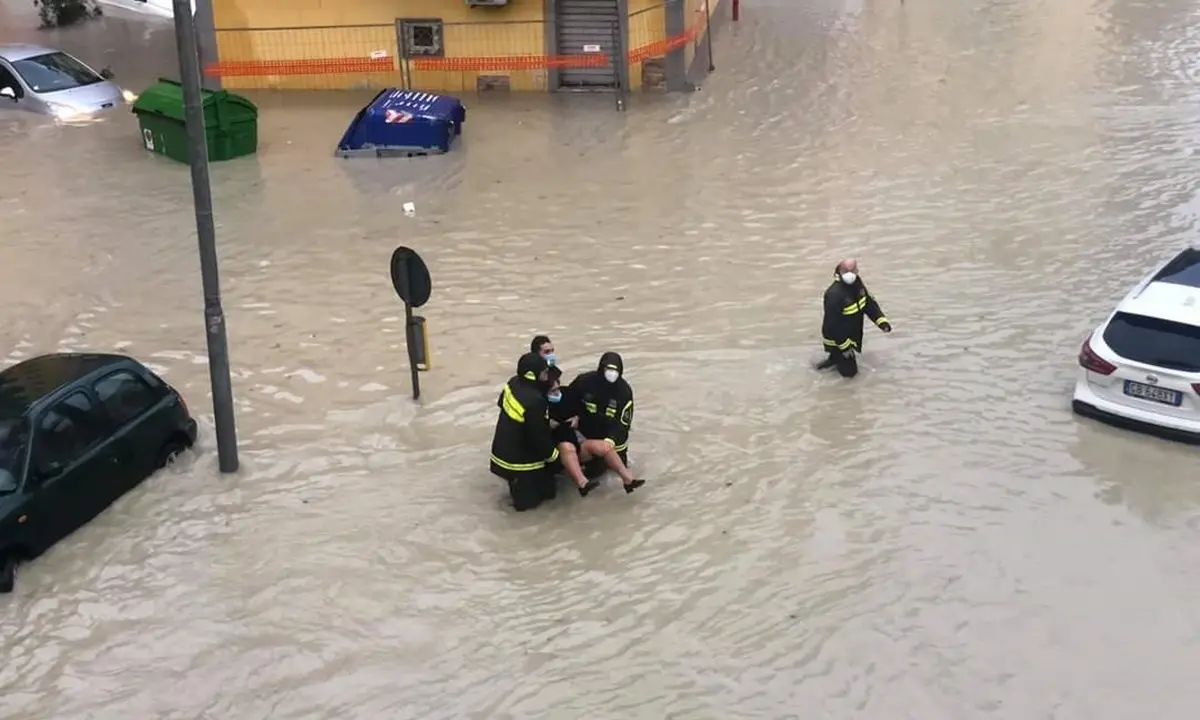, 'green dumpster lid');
131,78,257,123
